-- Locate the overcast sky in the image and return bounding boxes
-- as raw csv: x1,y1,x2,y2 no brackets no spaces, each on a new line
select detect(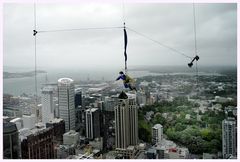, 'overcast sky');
3,3,237,70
